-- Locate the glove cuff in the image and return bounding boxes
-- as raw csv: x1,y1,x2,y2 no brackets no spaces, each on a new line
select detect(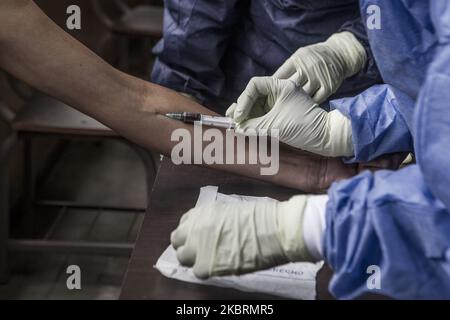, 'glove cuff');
326,32,367,78
276,196,313,262
303,195,328,262
325,109,354,157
